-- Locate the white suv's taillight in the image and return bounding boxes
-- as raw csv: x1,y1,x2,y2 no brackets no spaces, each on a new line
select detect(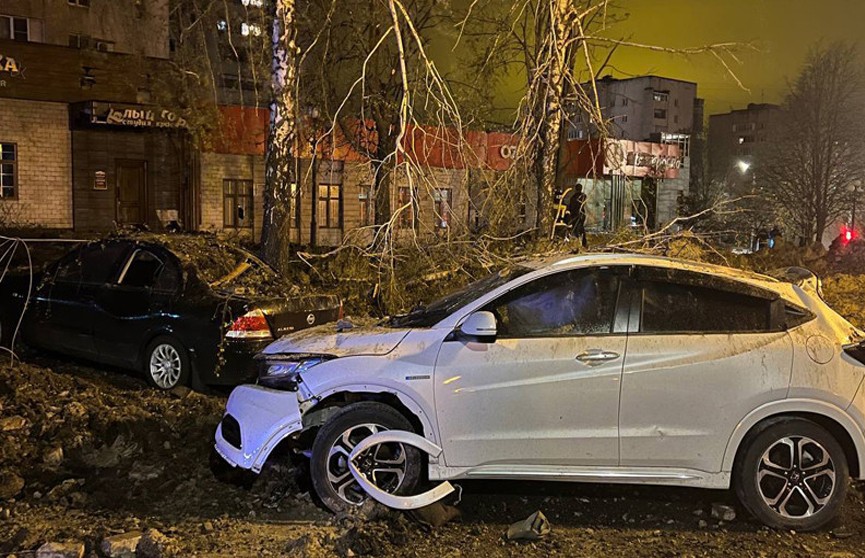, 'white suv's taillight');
226,308,273,340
